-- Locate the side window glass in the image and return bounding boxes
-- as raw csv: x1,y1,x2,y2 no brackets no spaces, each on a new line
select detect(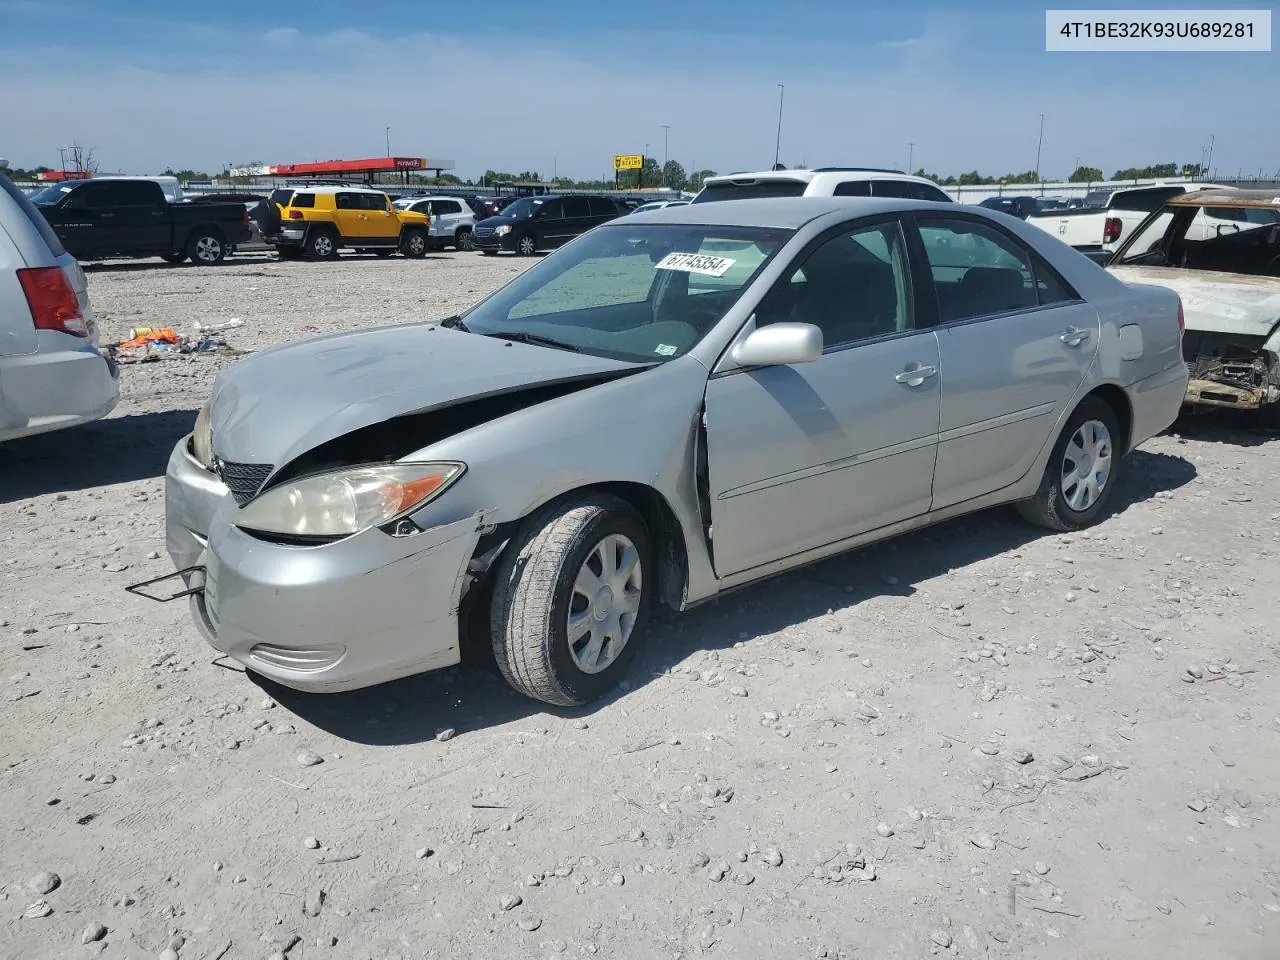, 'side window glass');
870,180,912,199
563,197,592,218
290,193,315,209
588,197,617,217
918,219,1038,322
336,193,357,210
1031,253,1077,305
538,200,564,219
833,180,871,197
117,182,158,205
757,221,913,347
